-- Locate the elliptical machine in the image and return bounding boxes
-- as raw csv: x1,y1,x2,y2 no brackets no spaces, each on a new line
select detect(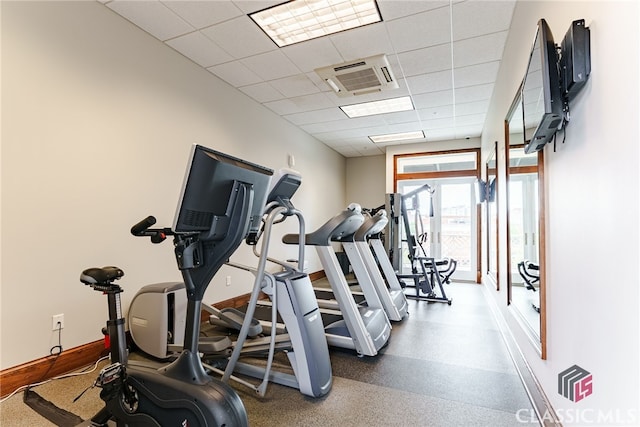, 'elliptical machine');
78,144,273,426
205,169,333,398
